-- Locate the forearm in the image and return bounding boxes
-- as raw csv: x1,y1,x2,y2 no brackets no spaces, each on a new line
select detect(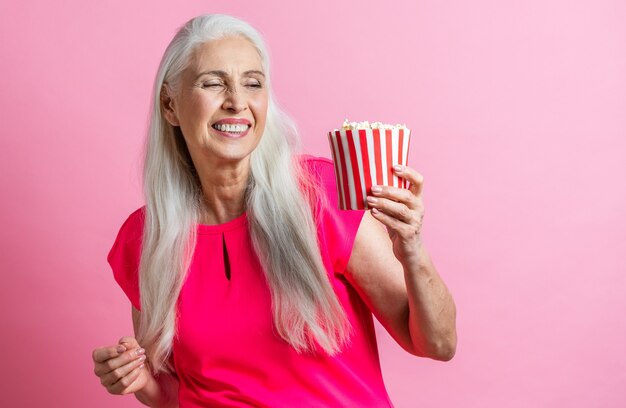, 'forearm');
403,245,457,361
135,368,179,408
